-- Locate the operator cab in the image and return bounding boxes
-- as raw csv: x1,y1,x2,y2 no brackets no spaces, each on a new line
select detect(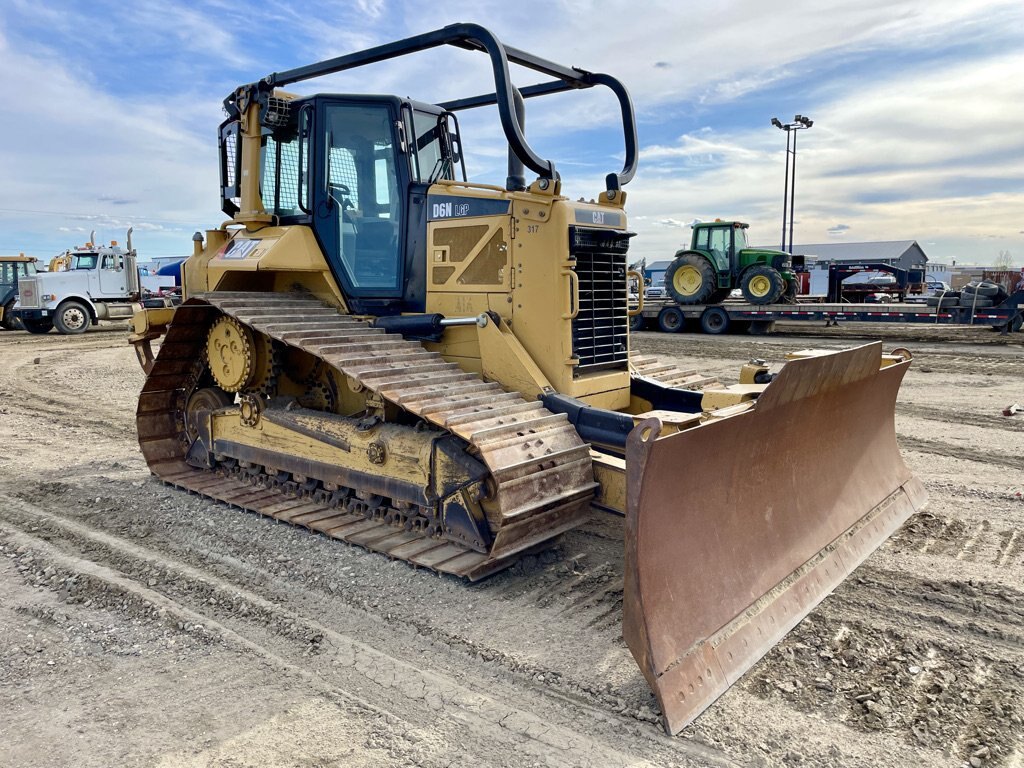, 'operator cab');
693,221,748,265
222,94,465,312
